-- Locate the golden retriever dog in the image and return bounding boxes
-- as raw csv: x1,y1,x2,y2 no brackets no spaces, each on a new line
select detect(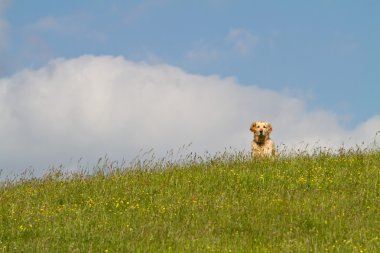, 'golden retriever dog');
250,121,277,158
